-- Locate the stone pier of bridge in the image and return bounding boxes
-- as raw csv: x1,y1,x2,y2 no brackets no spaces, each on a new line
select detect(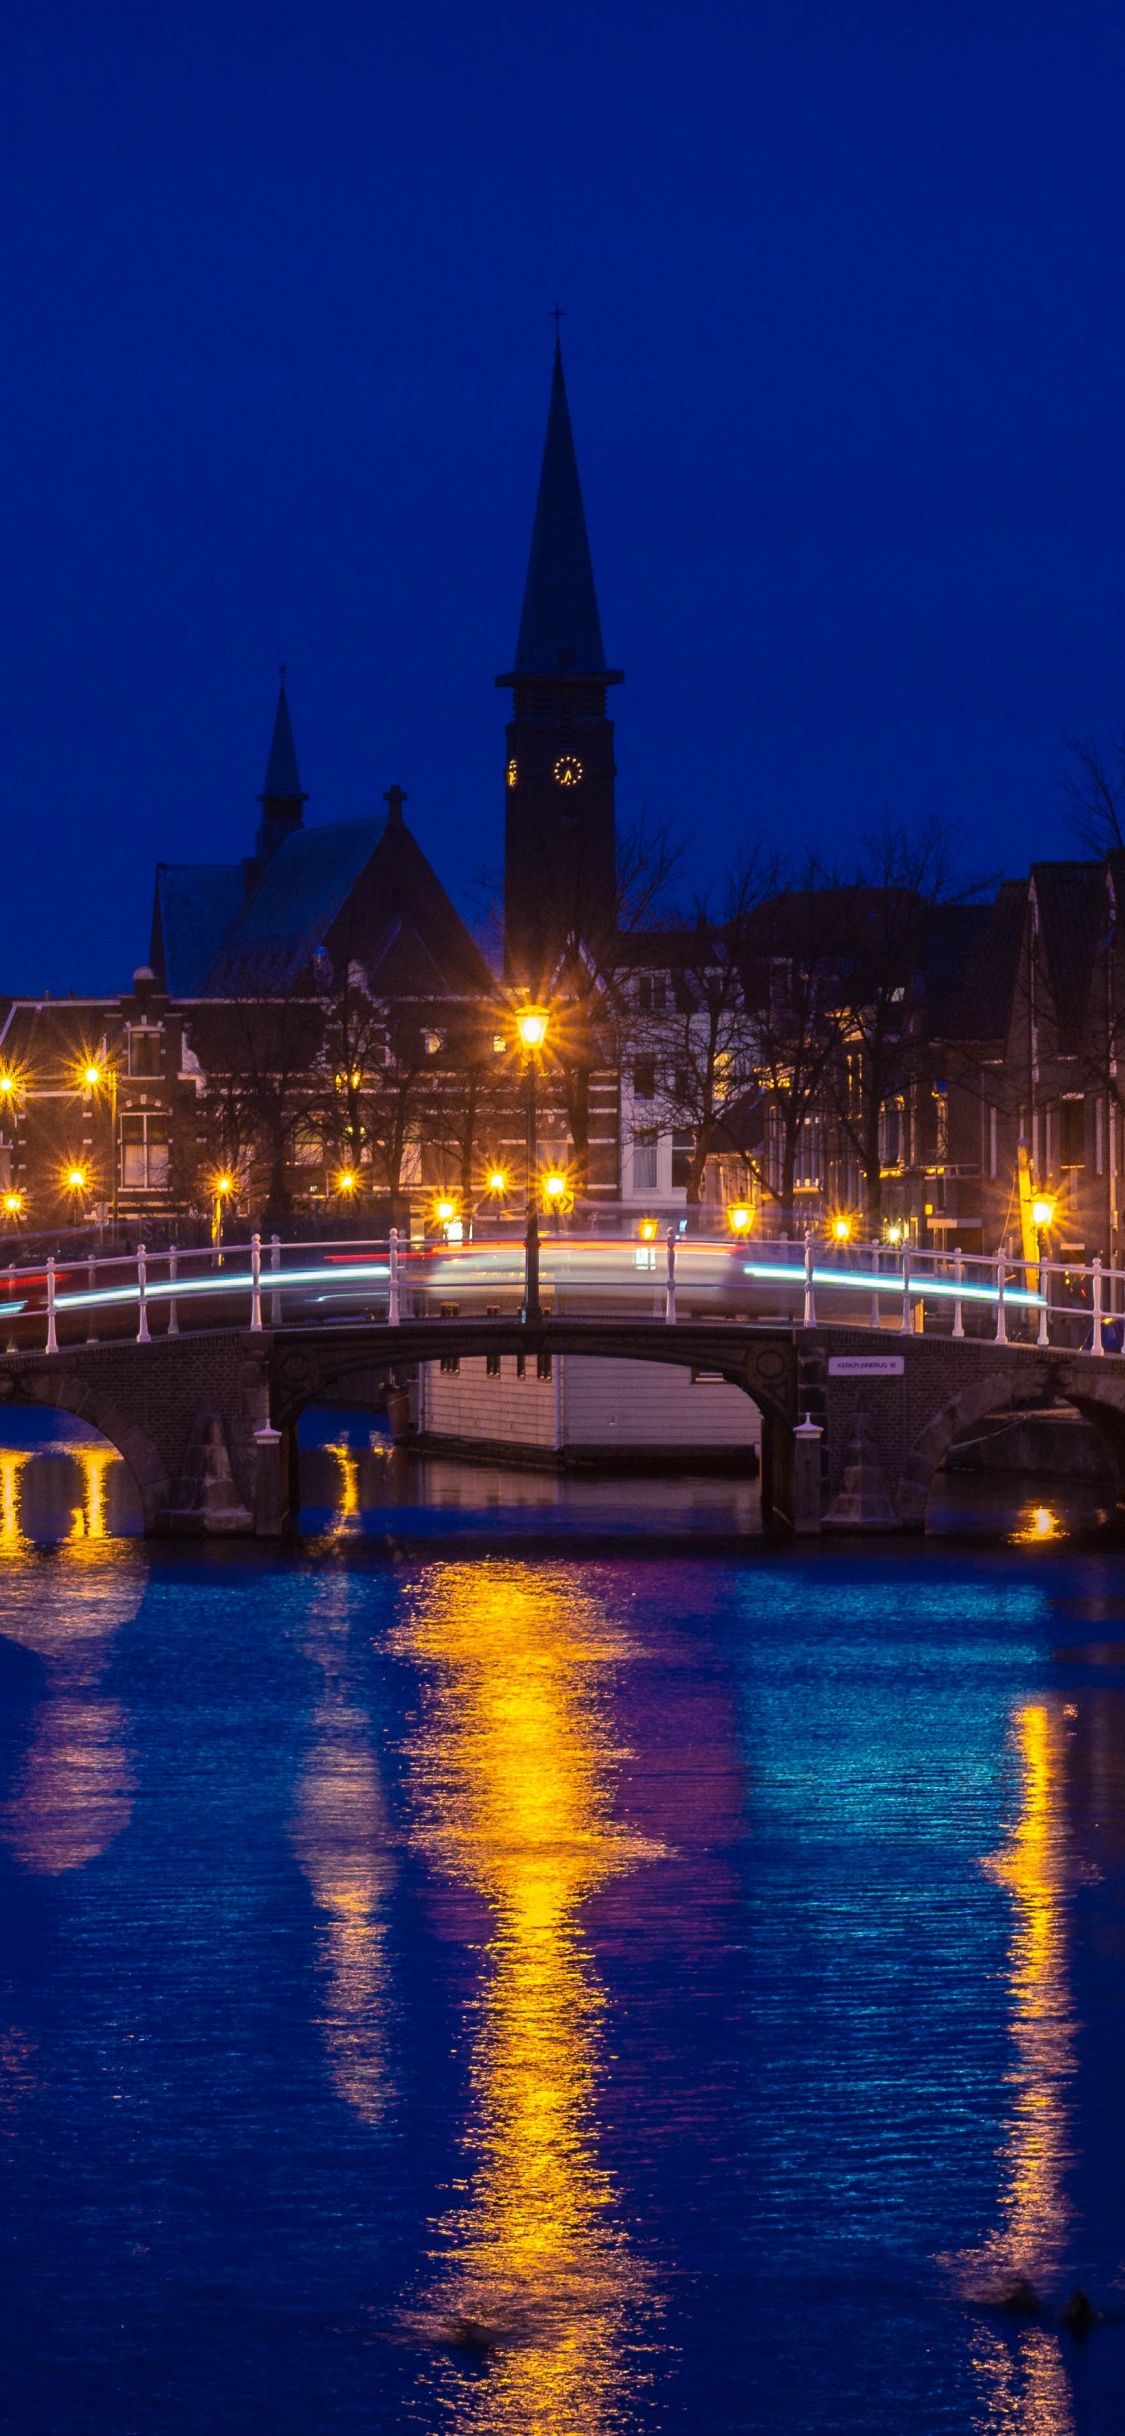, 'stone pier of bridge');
1,1317,1124,1537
